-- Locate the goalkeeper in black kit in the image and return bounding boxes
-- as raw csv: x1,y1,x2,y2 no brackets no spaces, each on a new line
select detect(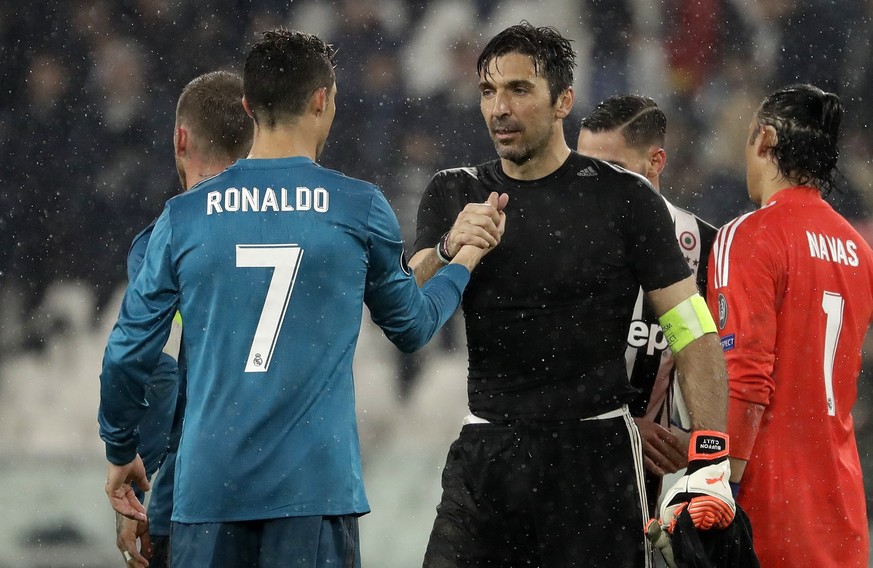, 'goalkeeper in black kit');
409,23,737,567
